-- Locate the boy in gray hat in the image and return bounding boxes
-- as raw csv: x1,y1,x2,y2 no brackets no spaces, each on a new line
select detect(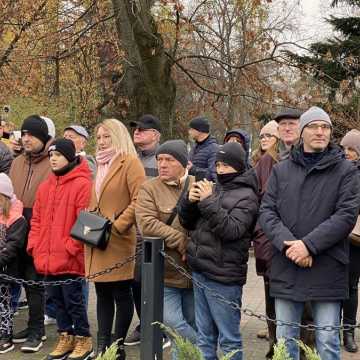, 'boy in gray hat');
64,125,96,177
